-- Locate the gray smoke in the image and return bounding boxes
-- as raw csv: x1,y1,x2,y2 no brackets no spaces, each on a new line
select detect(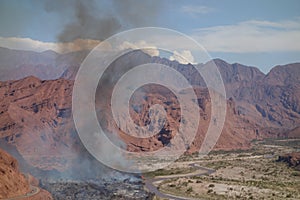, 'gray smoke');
41,0,165,177
44,0,163,42
112,0,163,28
